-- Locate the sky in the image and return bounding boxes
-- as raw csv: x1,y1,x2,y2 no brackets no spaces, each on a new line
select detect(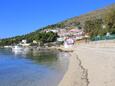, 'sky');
0,0,115,38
